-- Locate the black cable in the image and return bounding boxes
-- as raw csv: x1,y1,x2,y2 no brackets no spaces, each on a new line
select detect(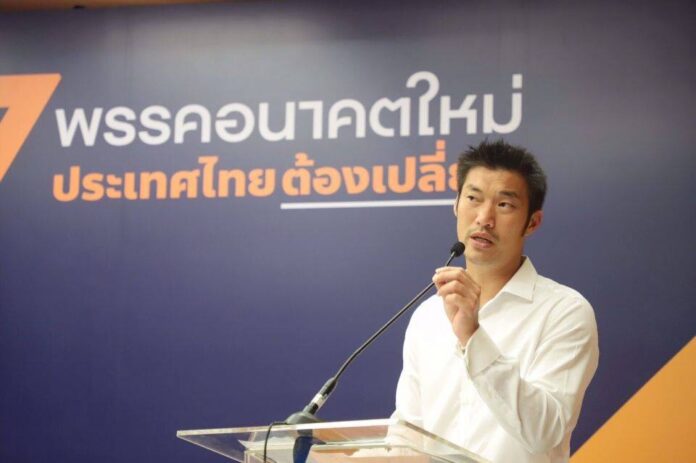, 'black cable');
262,420,285,463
